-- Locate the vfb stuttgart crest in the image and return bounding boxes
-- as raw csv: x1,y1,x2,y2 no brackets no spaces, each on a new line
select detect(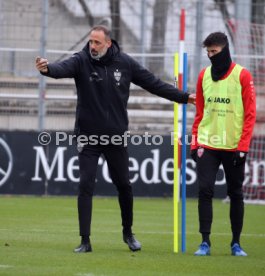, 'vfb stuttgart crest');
0,138,13,187
114,69,121,86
